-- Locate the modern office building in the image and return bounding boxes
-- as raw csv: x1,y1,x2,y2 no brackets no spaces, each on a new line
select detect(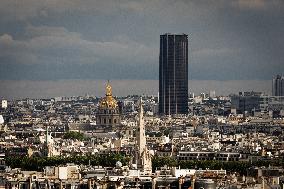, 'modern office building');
231,92,263,115
159,33,188,115
231,91,284,117
272,75,284,96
